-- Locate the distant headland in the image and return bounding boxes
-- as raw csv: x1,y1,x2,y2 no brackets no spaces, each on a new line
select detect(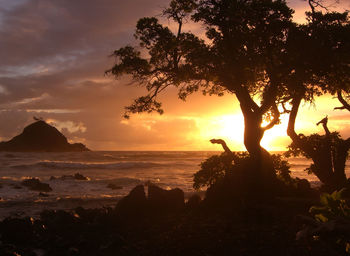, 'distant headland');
0,120,89,152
